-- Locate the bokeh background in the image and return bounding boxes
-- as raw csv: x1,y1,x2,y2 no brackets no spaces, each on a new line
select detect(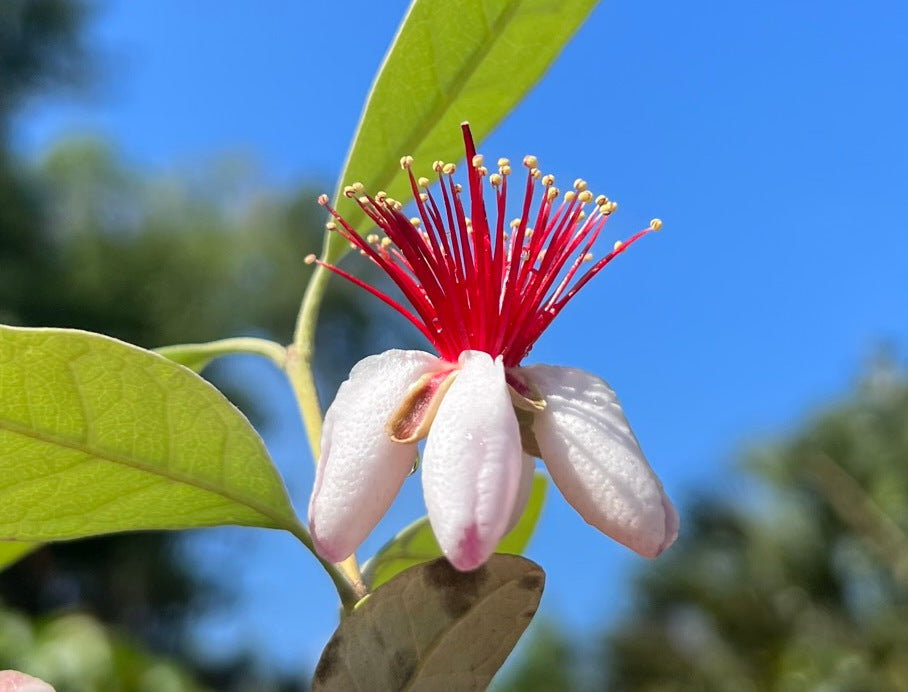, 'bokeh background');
2,0,908,689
